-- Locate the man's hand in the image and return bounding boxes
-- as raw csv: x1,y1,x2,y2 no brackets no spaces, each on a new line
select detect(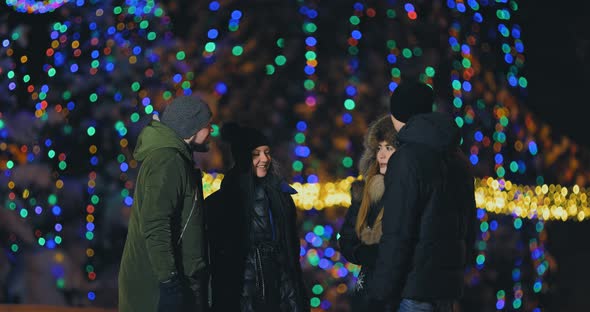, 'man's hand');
158,275,195,312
